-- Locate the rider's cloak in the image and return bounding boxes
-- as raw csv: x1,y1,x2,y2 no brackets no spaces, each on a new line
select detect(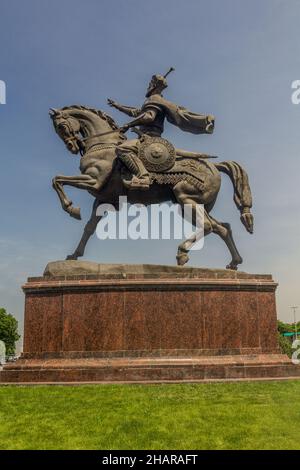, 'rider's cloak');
144,94,215,135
